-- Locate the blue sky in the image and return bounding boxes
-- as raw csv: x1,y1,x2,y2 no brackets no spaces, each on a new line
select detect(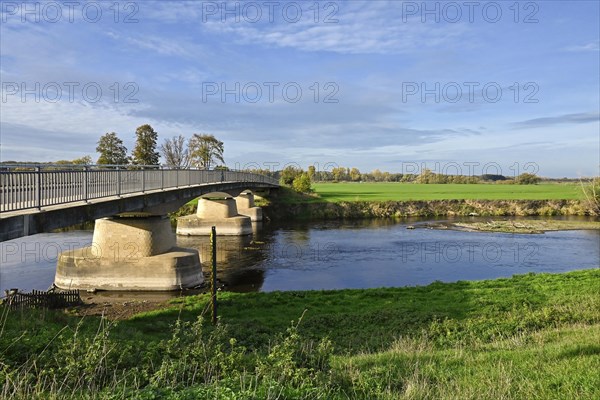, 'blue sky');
1,0,598,177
